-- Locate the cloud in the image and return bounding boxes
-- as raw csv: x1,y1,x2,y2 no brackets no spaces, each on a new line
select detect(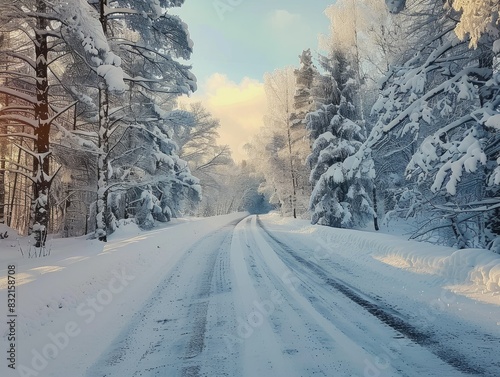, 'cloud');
268,9,302,29
178,73,266,162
